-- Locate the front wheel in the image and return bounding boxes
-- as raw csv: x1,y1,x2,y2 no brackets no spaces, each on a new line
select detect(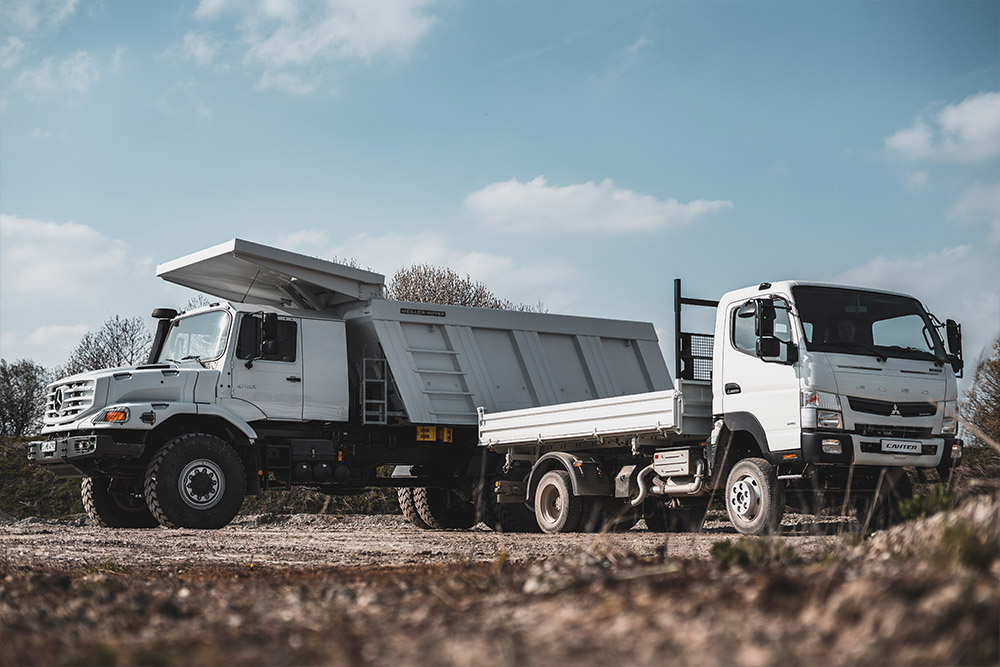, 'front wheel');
143,433,246,529
725,458,784,536
82,476,159,528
